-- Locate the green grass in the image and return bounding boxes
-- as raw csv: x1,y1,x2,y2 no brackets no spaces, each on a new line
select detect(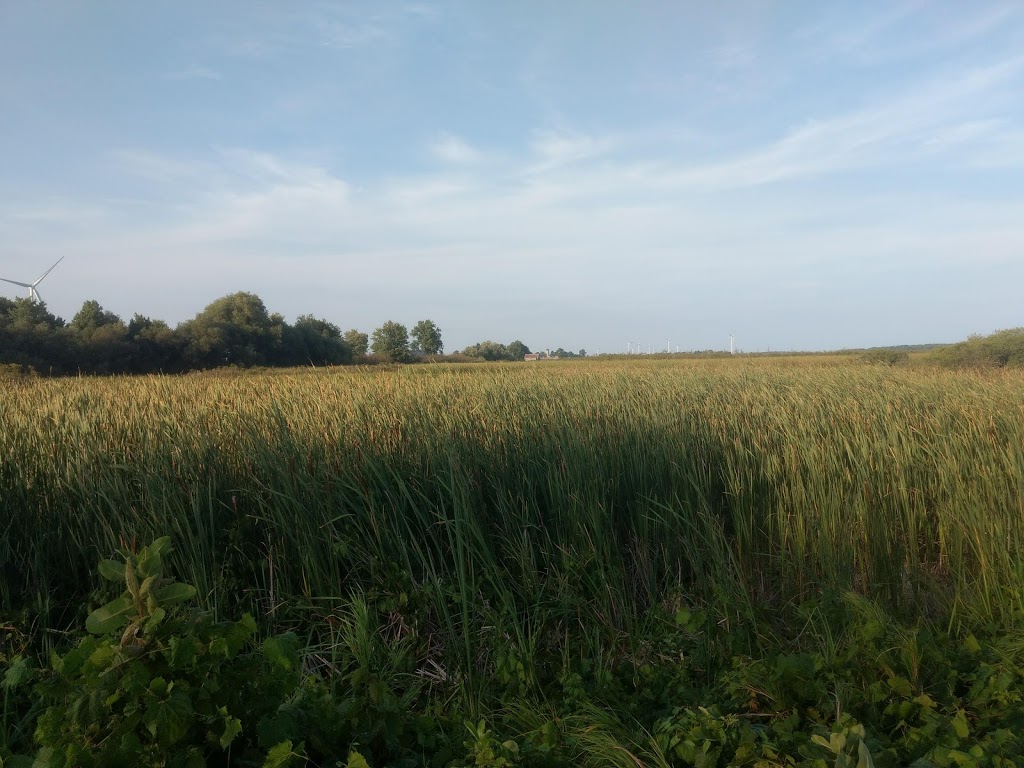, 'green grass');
3,357,1024,764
